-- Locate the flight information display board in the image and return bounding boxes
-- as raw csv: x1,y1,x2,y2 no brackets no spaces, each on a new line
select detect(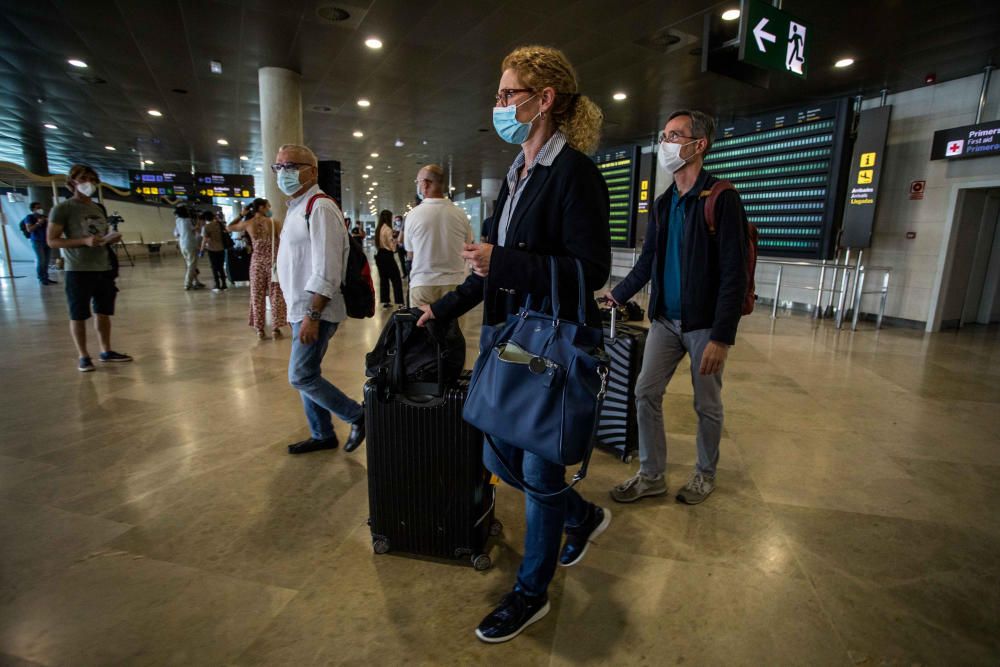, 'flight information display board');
592,145,640,248
128,170,194,197
195,173,255,199
706,98,851,259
